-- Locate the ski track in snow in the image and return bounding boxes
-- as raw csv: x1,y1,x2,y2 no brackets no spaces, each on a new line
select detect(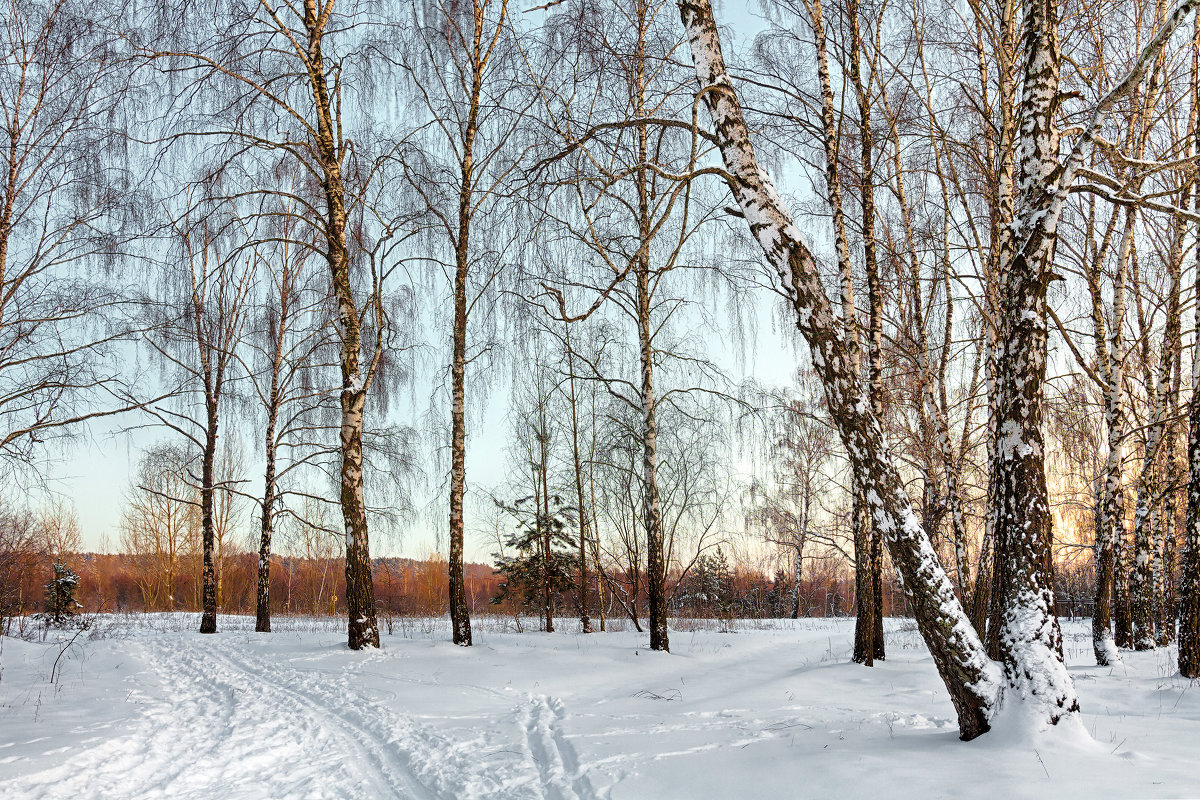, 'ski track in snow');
517,695,599,800
2,635,597,800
